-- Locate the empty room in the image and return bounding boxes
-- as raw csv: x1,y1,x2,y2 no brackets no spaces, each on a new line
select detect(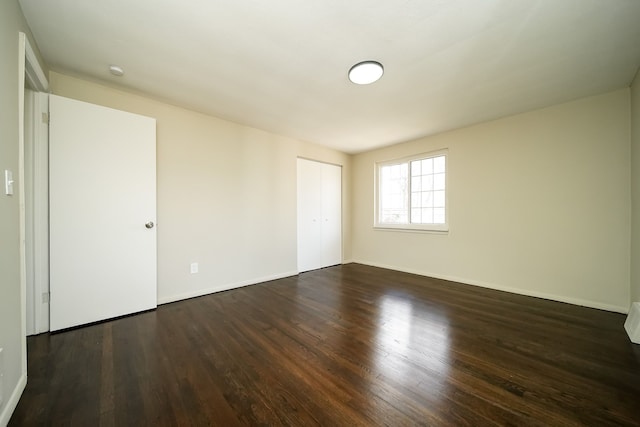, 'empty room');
2,0,640,425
